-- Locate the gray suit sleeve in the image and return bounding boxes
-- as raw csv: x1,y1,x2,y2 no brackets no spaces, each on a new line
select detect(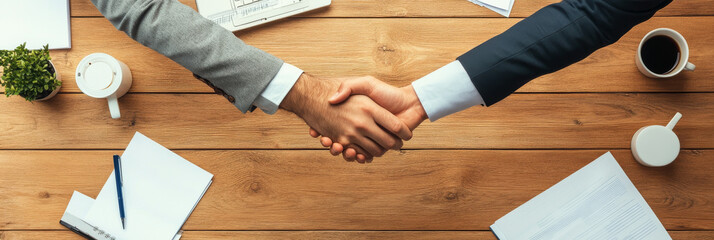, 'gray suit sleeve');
91,0,284,113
